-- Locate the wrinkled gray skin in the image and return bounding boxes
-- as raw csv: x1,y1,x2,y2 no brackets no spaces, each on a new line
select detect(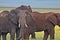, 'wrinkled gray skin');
0,10,20,40
0,11,9,40
14,5,32,40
